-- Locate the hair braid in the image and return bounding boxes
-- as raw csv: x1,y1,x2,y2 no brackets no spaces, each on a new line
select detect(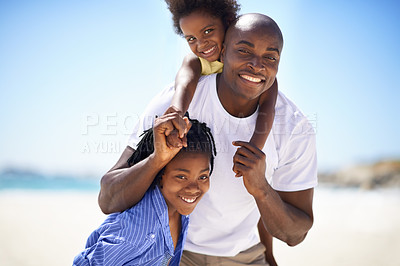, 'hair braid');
127,113,217,187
